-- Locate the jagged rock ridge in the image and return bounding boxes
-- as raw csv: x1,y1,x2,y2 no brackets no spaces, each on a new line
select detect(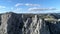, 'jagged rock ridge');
0,12,60,34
